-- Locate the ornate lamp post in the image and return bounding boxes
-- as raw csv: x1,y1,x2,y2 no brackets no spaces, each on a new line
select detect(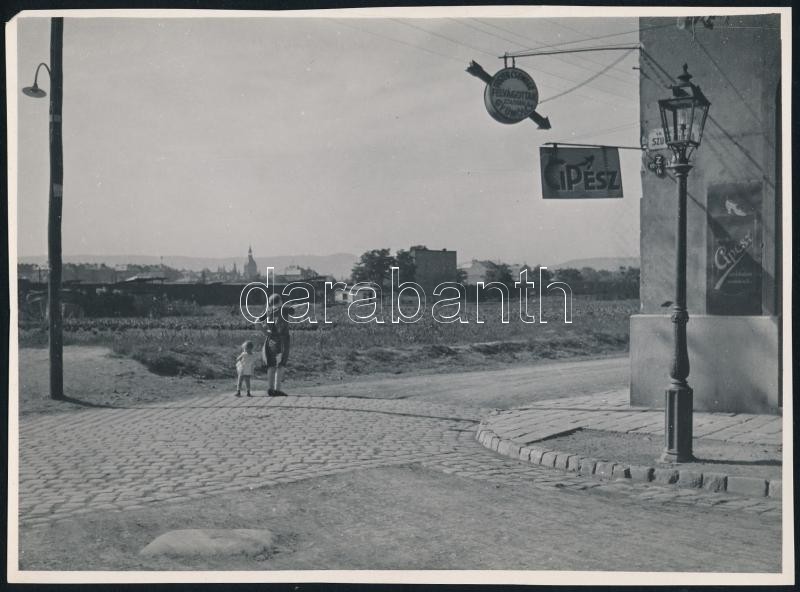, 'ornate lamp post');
657,64,710,463
21,17,64,400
